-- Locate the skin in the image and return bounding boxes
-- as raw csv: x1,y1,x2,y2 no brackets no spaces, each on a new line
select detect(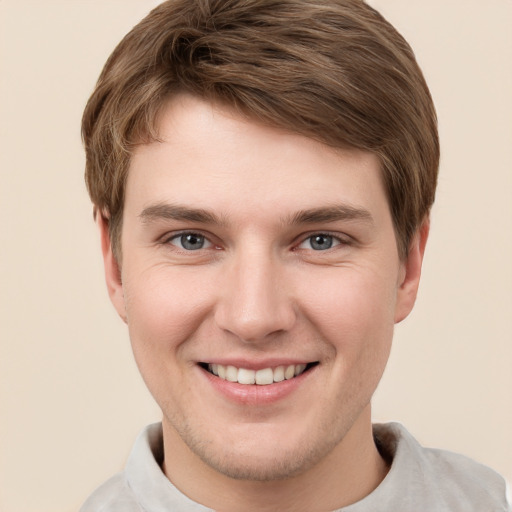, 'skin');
100,94,428,511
